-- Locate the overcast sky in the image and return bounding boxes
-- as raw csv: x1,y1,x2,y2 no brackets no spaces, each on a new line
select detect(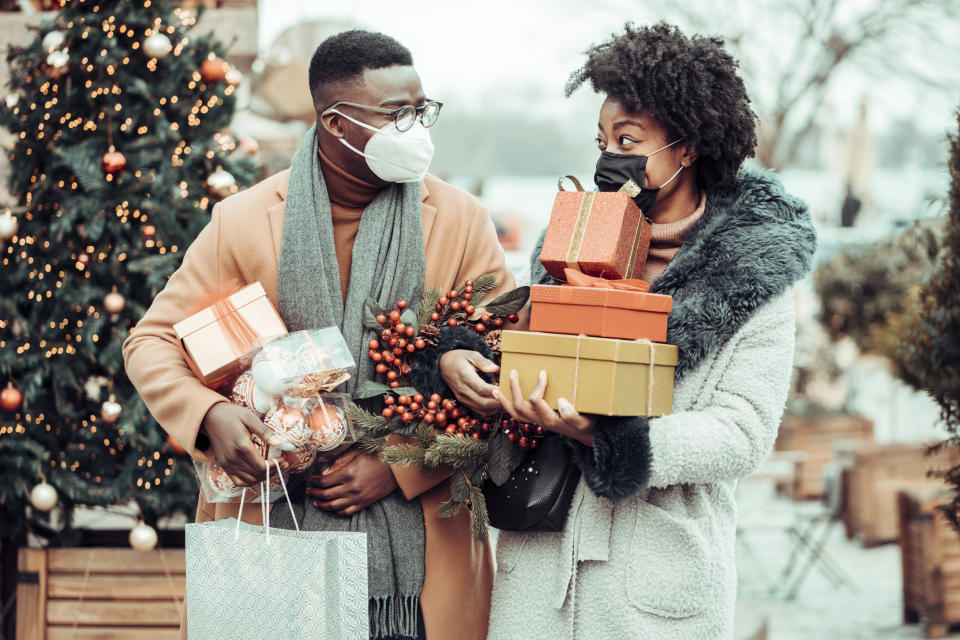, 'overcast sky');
257,0,958,136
